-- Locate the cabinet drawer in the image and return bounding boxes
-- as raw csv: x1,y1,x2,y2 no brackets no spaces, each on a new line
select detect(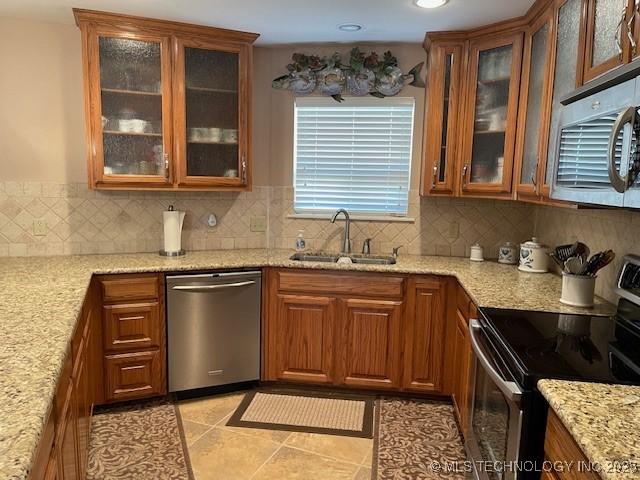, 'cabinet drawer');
105,351,163,402
103,302,160,352
277,270,404,298
101,275,159,303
